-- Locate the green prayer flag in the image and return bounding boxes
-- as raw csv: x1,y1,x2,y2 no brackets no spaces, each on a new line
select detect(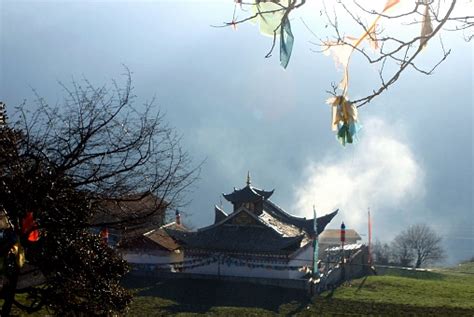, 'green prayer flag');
313,208,319,278
280,18,294,69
